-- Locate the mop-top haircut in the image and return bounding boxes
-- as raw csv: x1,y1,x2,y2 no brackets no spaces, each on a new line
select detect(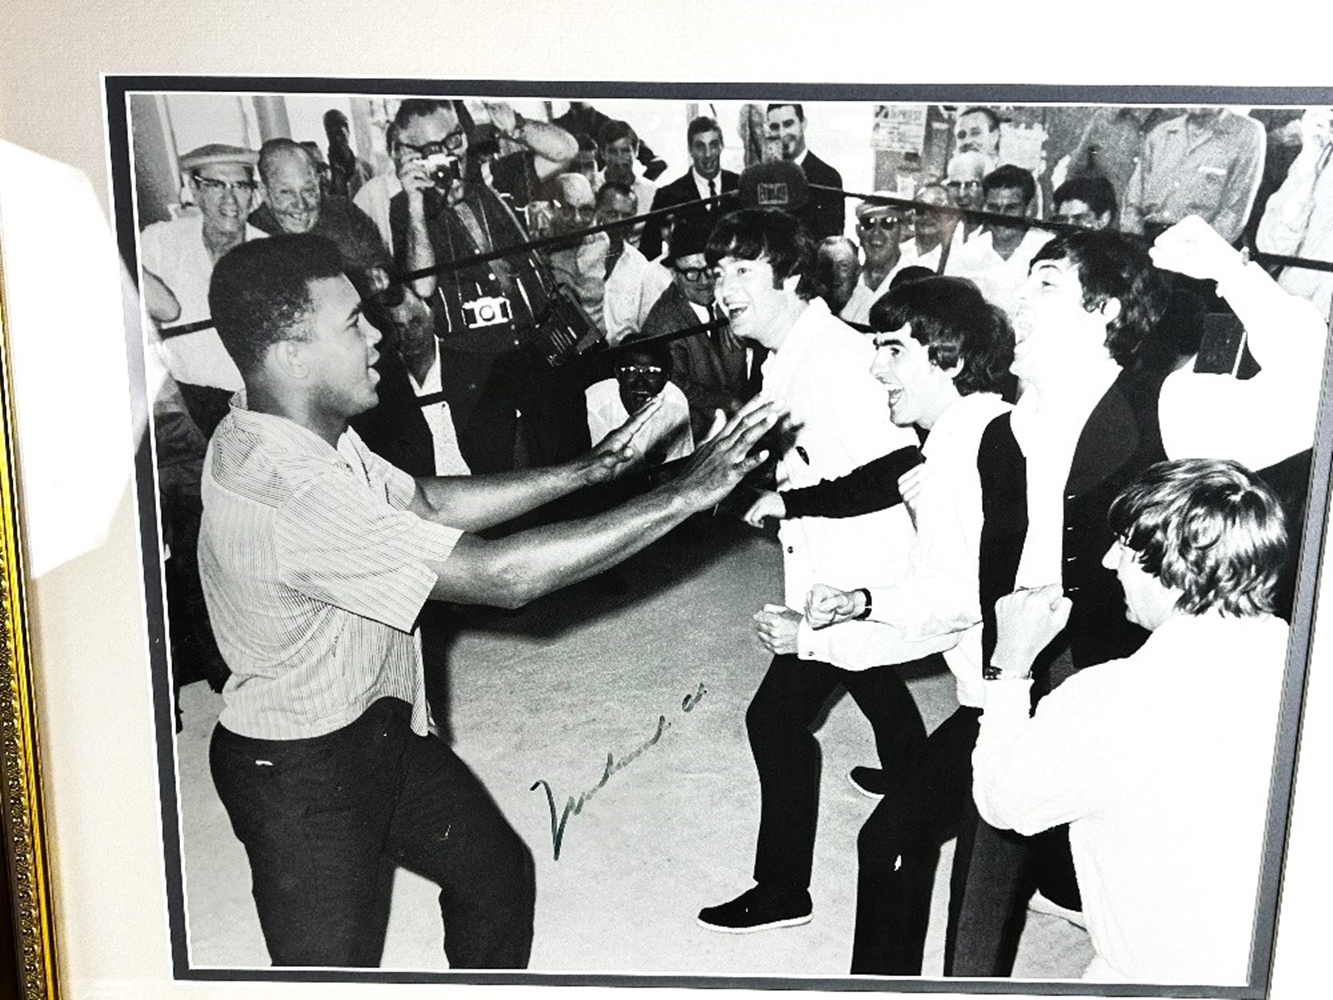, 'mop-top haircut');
1107,458,1288,618
1030,228,1168,367
209,234,346,377
870,275,1014,396
706,208,819,300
